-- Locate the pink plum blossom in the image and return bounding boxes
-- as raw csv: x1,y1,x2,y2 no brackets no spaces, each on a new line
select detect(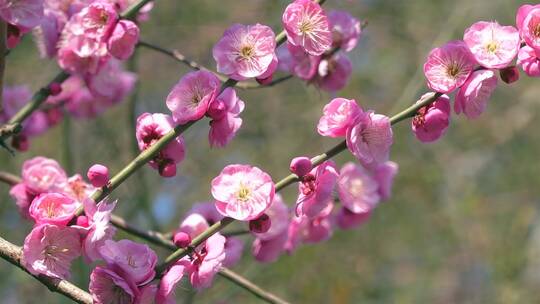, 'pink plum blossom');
186,202,224,225
0,0,44,28
285,43,321,80
328,10,361,52
22,156,67,193
336,207,371,230
211,164,275,221
87,164,110,187
33,8,66,58
89,266,139,304
98,239,157,285
455,69,498,119
285,203,334,254
282,0,332,56
86,59,137,102
157,262,186,304
207,87,245,148
346,111,393,166
374,161,398,201
29,192,80,226
314,52,353,92
22,224,82,279
295,161,338,218
516,4,540,52
223,236,244,267
463,21,520,69
166,70,220,124
80,198,117,262
337,162,380,214
177,213,209,239
317,97,360,138
76,1,117,40
107,20,139,60
289,156,312,177
9,183,33,219
252,193,289,241
517,46,540,77
252,232,288,263
62,174,96,204
411,93,451,143
423,40,476,93
212,23,276,80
